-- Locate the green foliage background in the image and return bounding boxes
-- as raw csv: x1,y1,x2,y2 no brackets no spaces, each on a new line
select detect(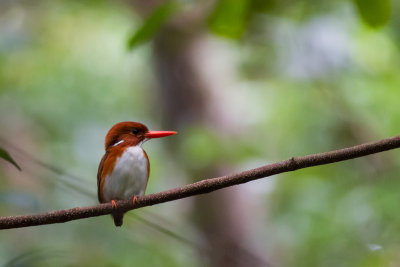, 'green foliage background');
0,0,400,266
